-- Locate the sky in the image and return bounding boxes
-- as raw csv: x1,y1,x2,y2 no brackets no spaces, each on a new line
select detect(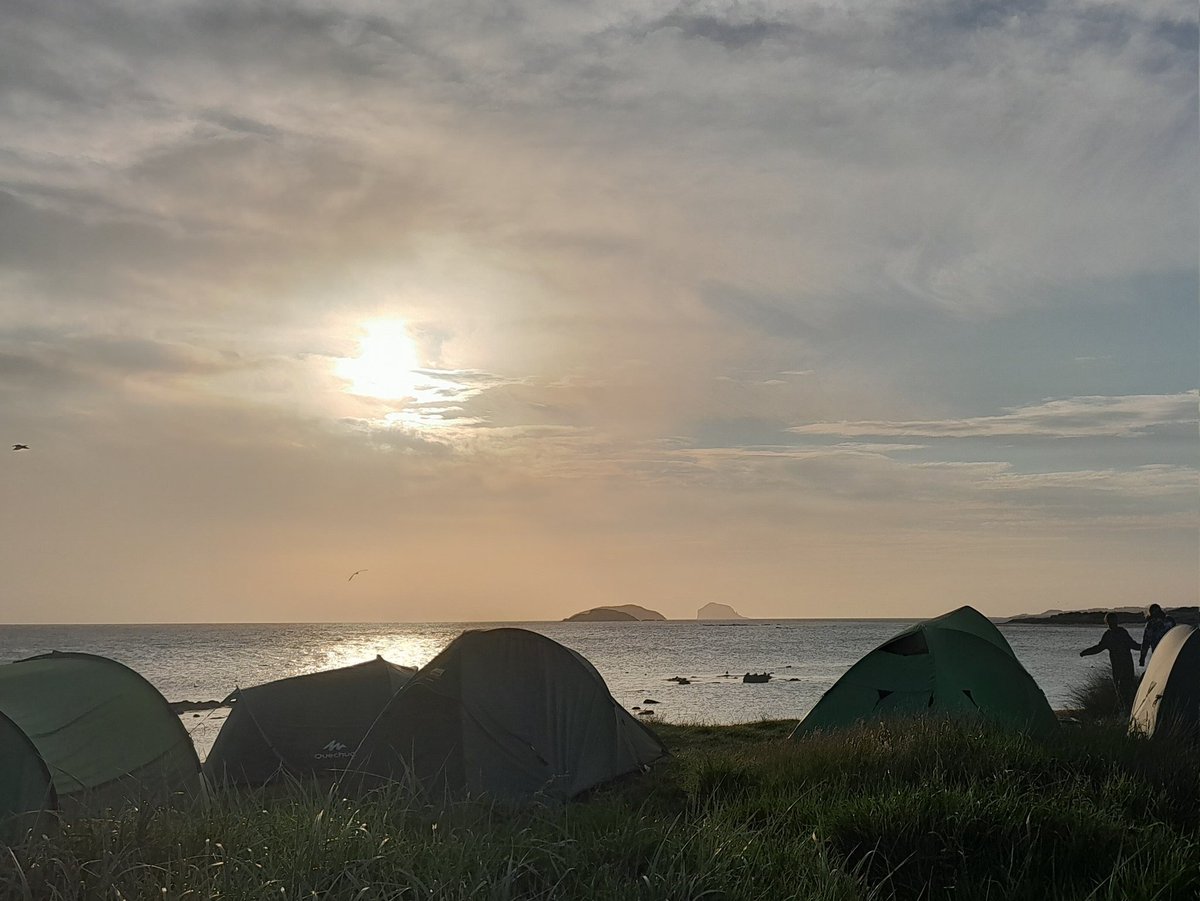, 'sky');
1,0,1196,624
